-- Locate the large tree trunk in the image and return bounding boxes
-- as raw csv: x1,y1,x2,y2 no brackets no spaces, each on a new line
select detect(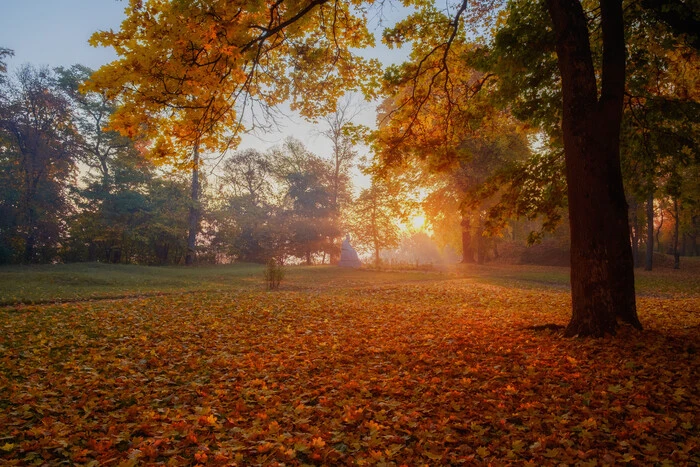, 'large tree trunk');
185,144,200,266
547,0,641,337
645,192,654,270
